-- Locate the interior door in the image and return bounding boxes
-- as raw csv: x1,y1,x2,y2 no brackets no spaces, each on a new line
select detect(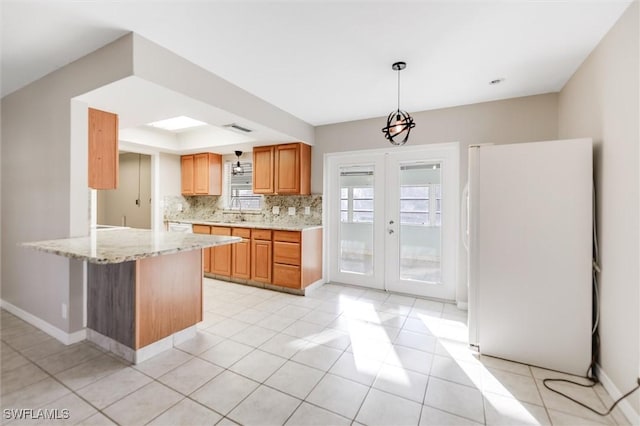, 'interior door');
326,144,458,299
